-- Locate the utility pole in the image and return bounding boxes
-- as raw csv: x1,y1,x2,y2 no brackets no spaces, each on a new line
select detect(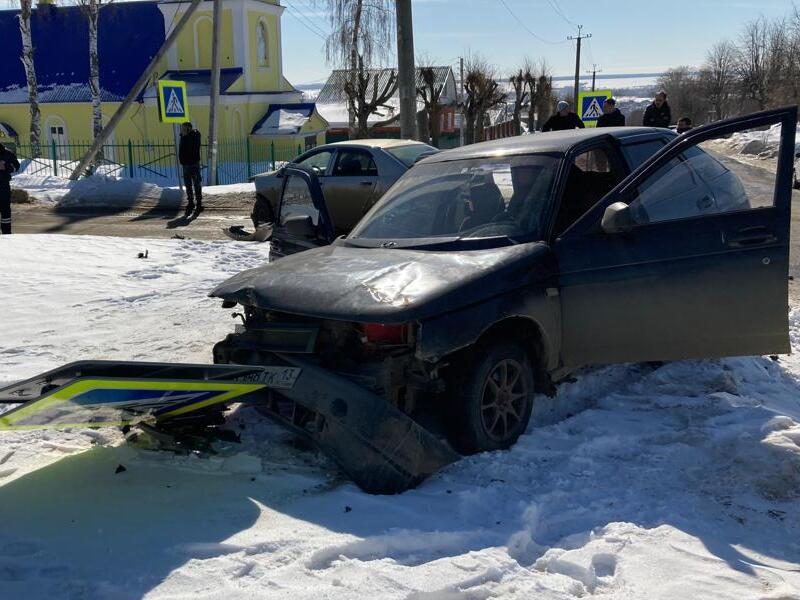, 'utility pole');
567,25,591,105
459,56,464,146
70,0,203,180
395,0,416,140
207,0,222,186
587,64,601,91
